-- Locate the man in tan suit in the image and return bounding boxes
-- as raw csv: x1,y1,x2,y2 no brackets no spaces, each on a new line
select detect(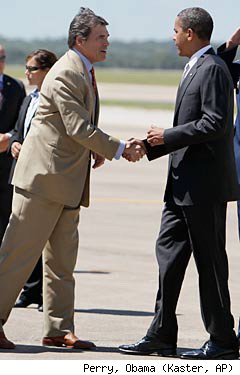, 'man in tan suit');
0,8,143,349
